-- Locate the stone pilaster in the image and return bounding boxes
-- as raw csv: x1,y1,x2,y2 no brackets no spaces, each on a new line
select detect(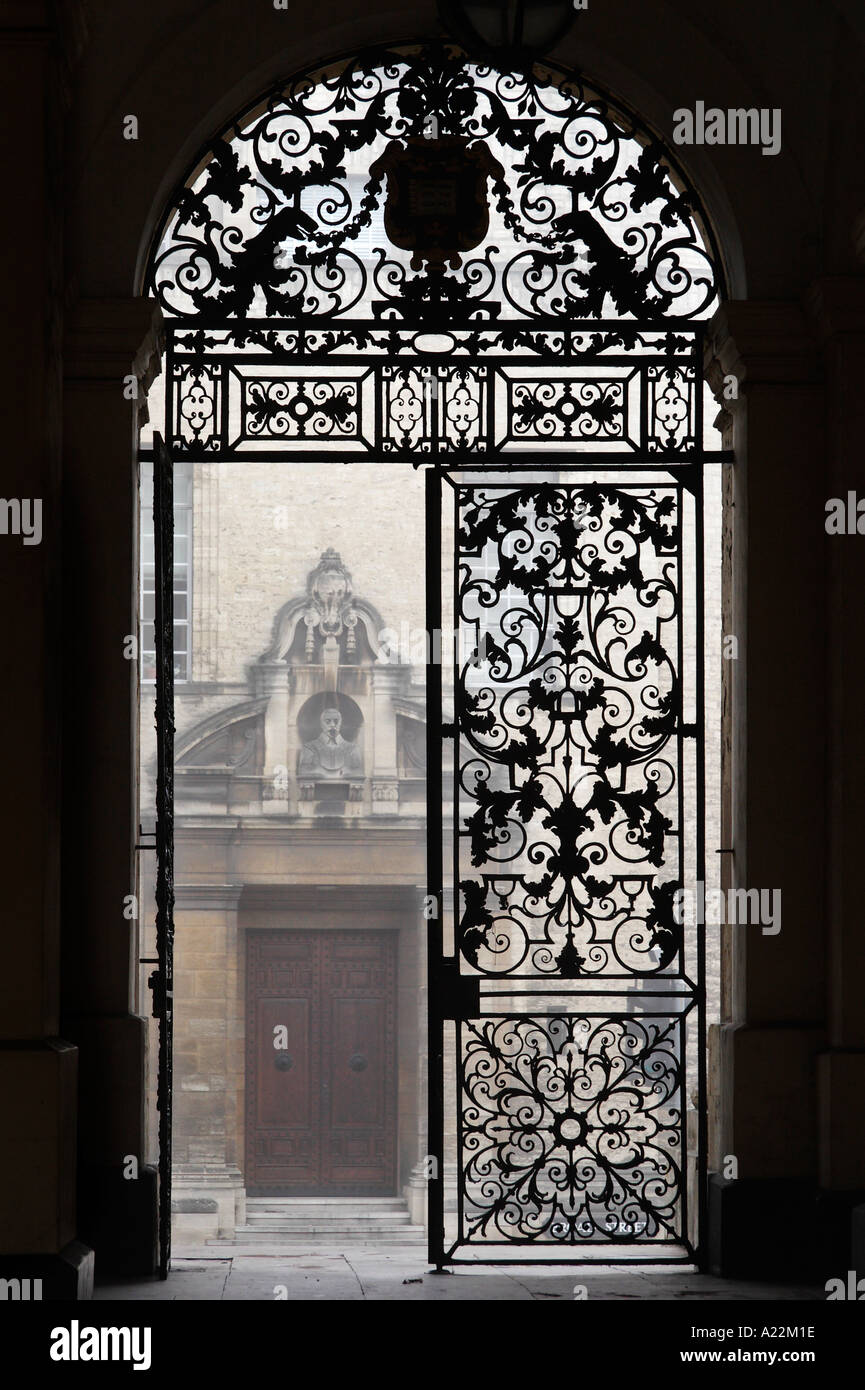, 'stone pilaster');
172,883,244,1244
805,277,865,1267
0,0,92,1298
704,301,828,1277
62,296,164,1274
371,663,404,813
256,661,292,811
